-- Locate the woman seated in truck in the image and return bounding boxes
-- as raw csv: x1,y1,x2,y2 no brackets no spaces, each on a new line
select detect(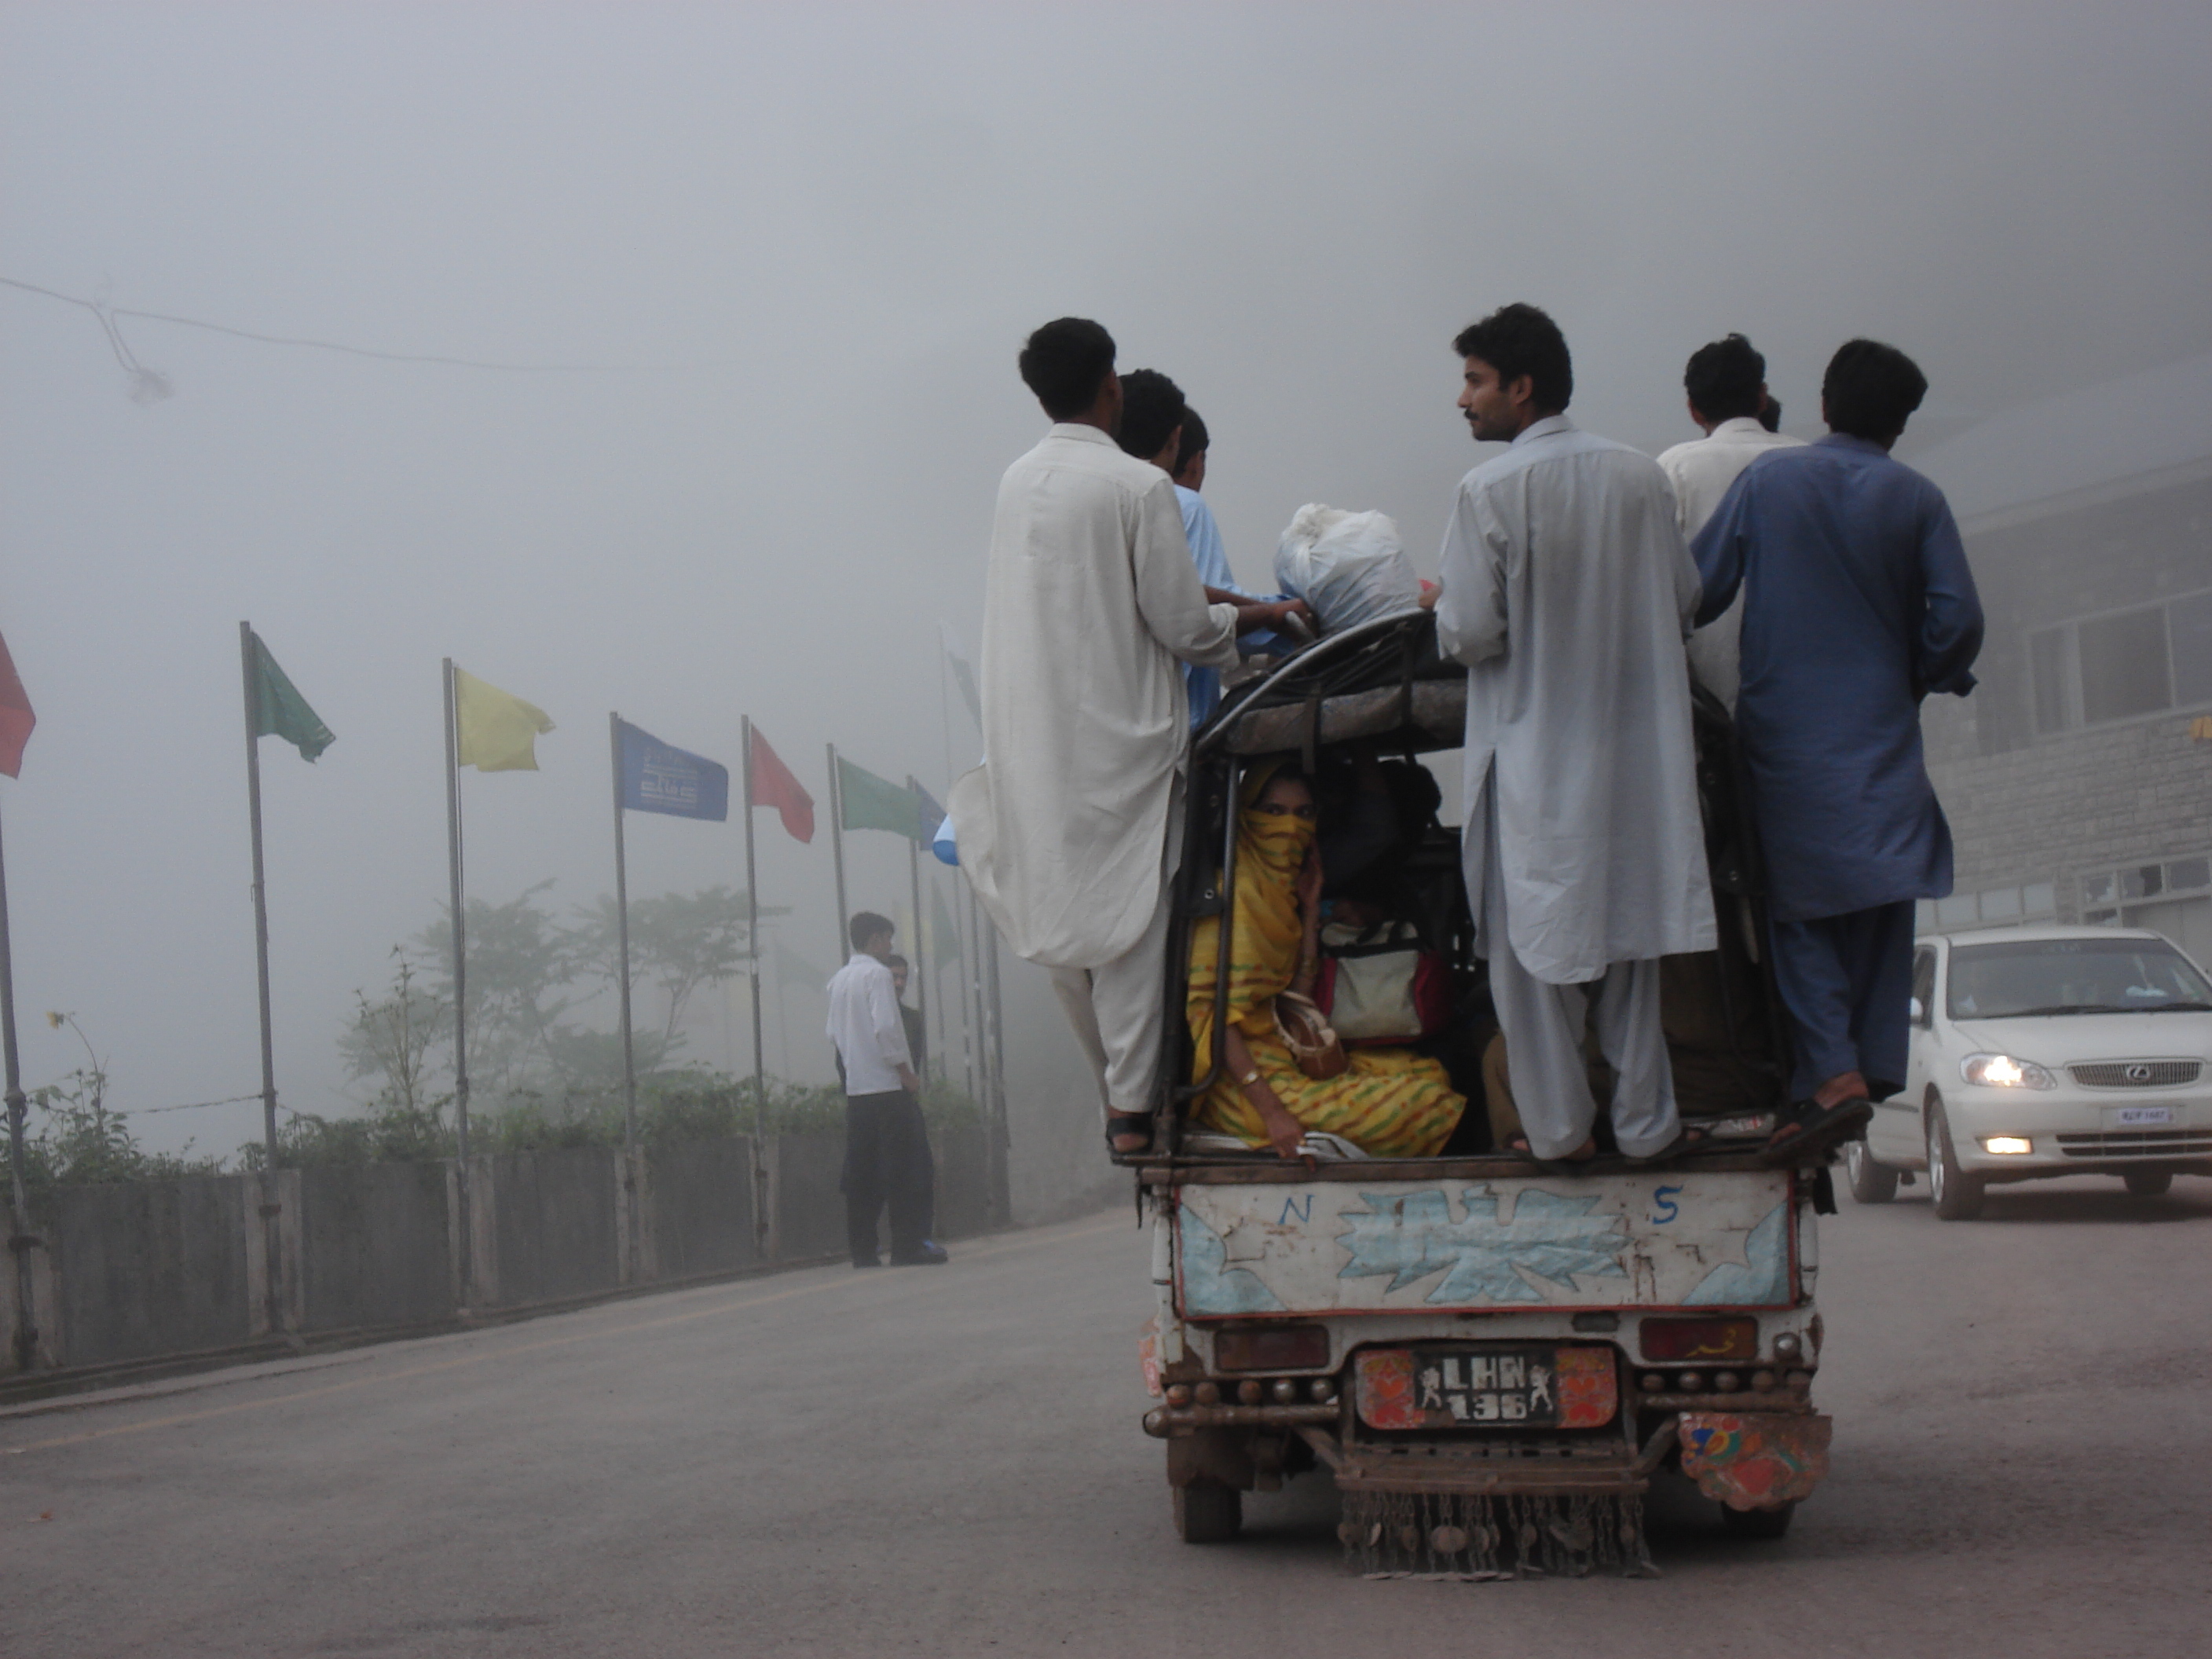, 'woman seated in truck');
1187,760,1466,1158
